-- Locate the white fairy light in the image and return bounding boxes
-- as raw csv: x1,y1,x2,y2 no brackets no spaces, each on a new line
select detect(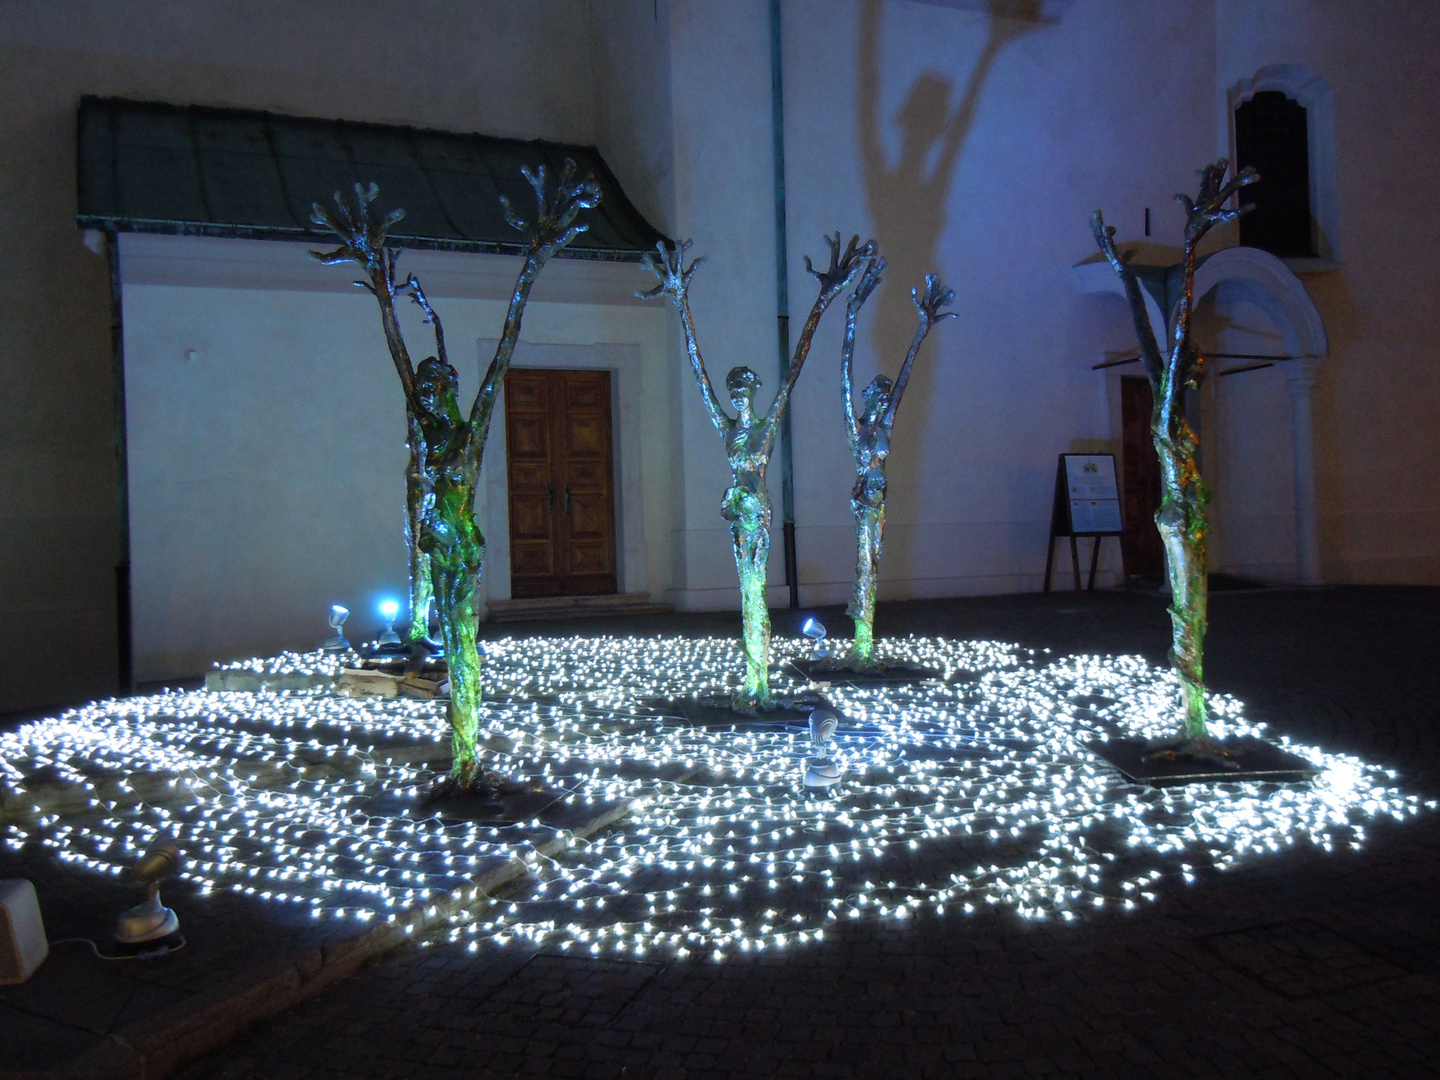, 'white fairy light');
0,635,1430,964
